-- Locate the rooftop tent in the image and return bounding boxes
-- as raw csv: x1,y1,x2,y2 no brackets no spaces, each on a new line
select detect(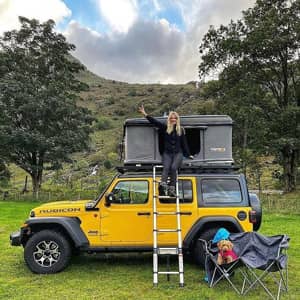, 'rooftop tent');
123,115,233,166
